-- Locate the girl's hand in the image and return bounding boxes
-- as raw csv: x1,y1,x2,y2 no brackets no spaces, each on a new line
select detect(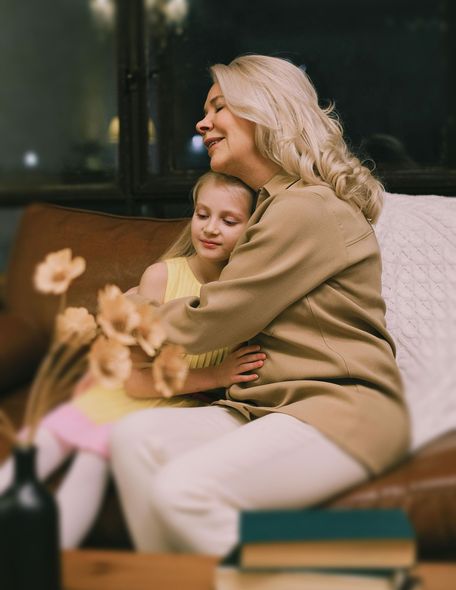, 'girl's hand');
214,345,266,389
